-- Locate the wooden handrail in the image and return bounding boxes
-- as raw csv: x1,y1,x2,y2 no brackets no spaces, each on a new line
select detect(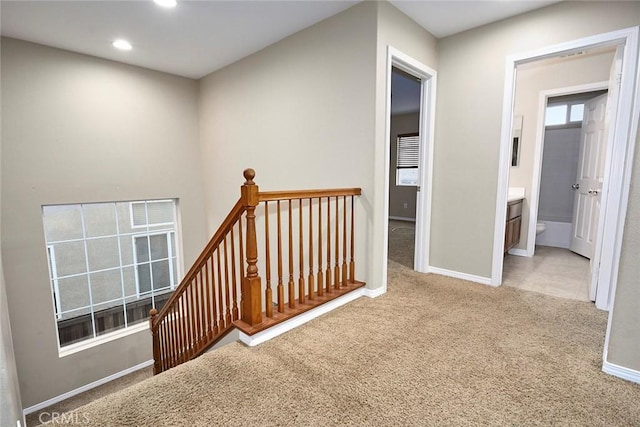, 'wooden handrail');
150,169,364,375
152,198,244,326
258,188,361,202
